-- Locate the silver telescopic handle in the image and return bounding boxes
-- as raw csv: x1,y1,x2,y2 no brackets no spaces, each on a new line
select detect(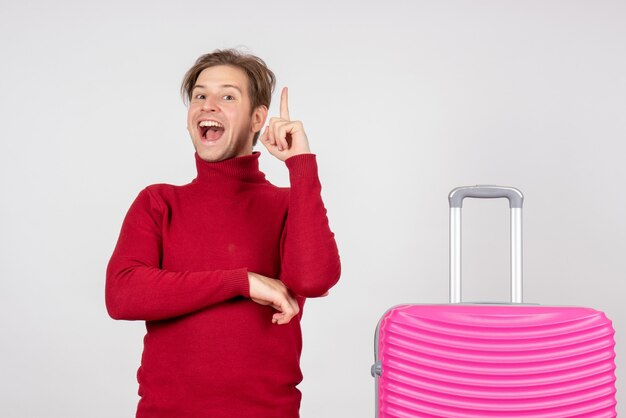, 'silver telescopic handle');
448,186,524,304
